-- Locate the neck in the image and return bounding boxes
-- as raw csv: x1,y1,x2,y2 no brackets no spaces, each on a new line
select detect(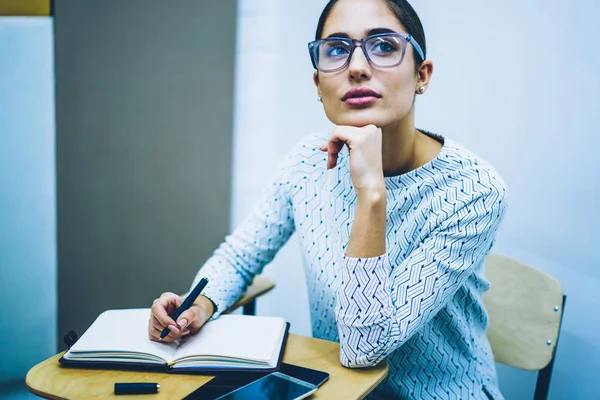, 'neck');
380,109,423,177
